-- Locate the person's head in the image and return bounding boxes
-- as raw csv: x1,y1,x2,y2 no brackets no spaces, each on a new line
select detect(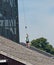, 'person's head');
26,34,29,37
